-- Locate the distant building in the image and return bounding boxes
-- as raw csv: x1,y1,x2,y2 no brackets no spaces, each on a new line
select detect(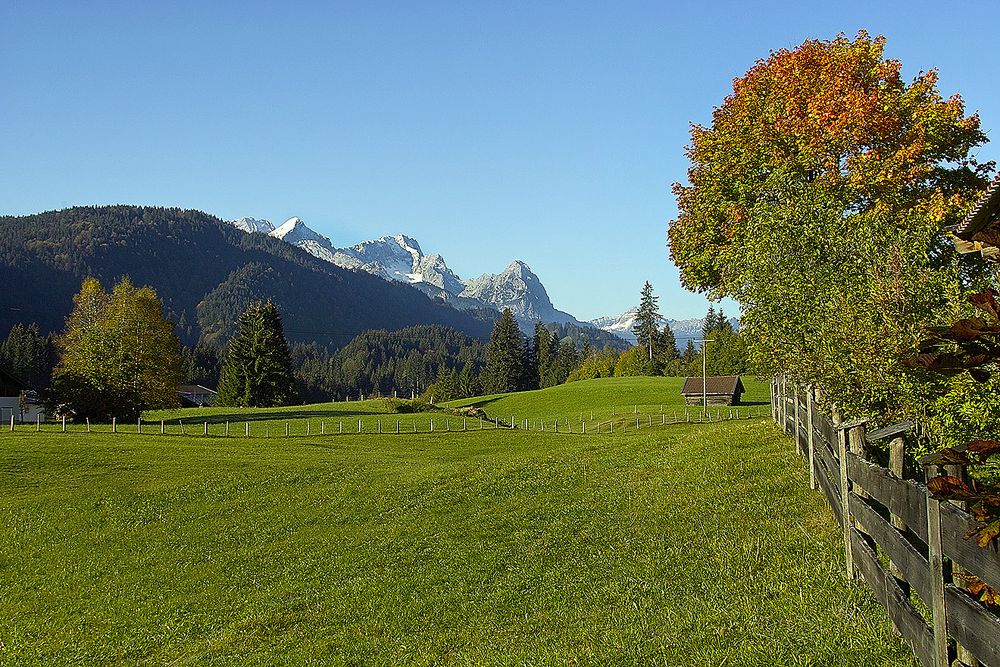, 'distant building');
177,384,218,407
0,367,46,423
680,375,745,406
